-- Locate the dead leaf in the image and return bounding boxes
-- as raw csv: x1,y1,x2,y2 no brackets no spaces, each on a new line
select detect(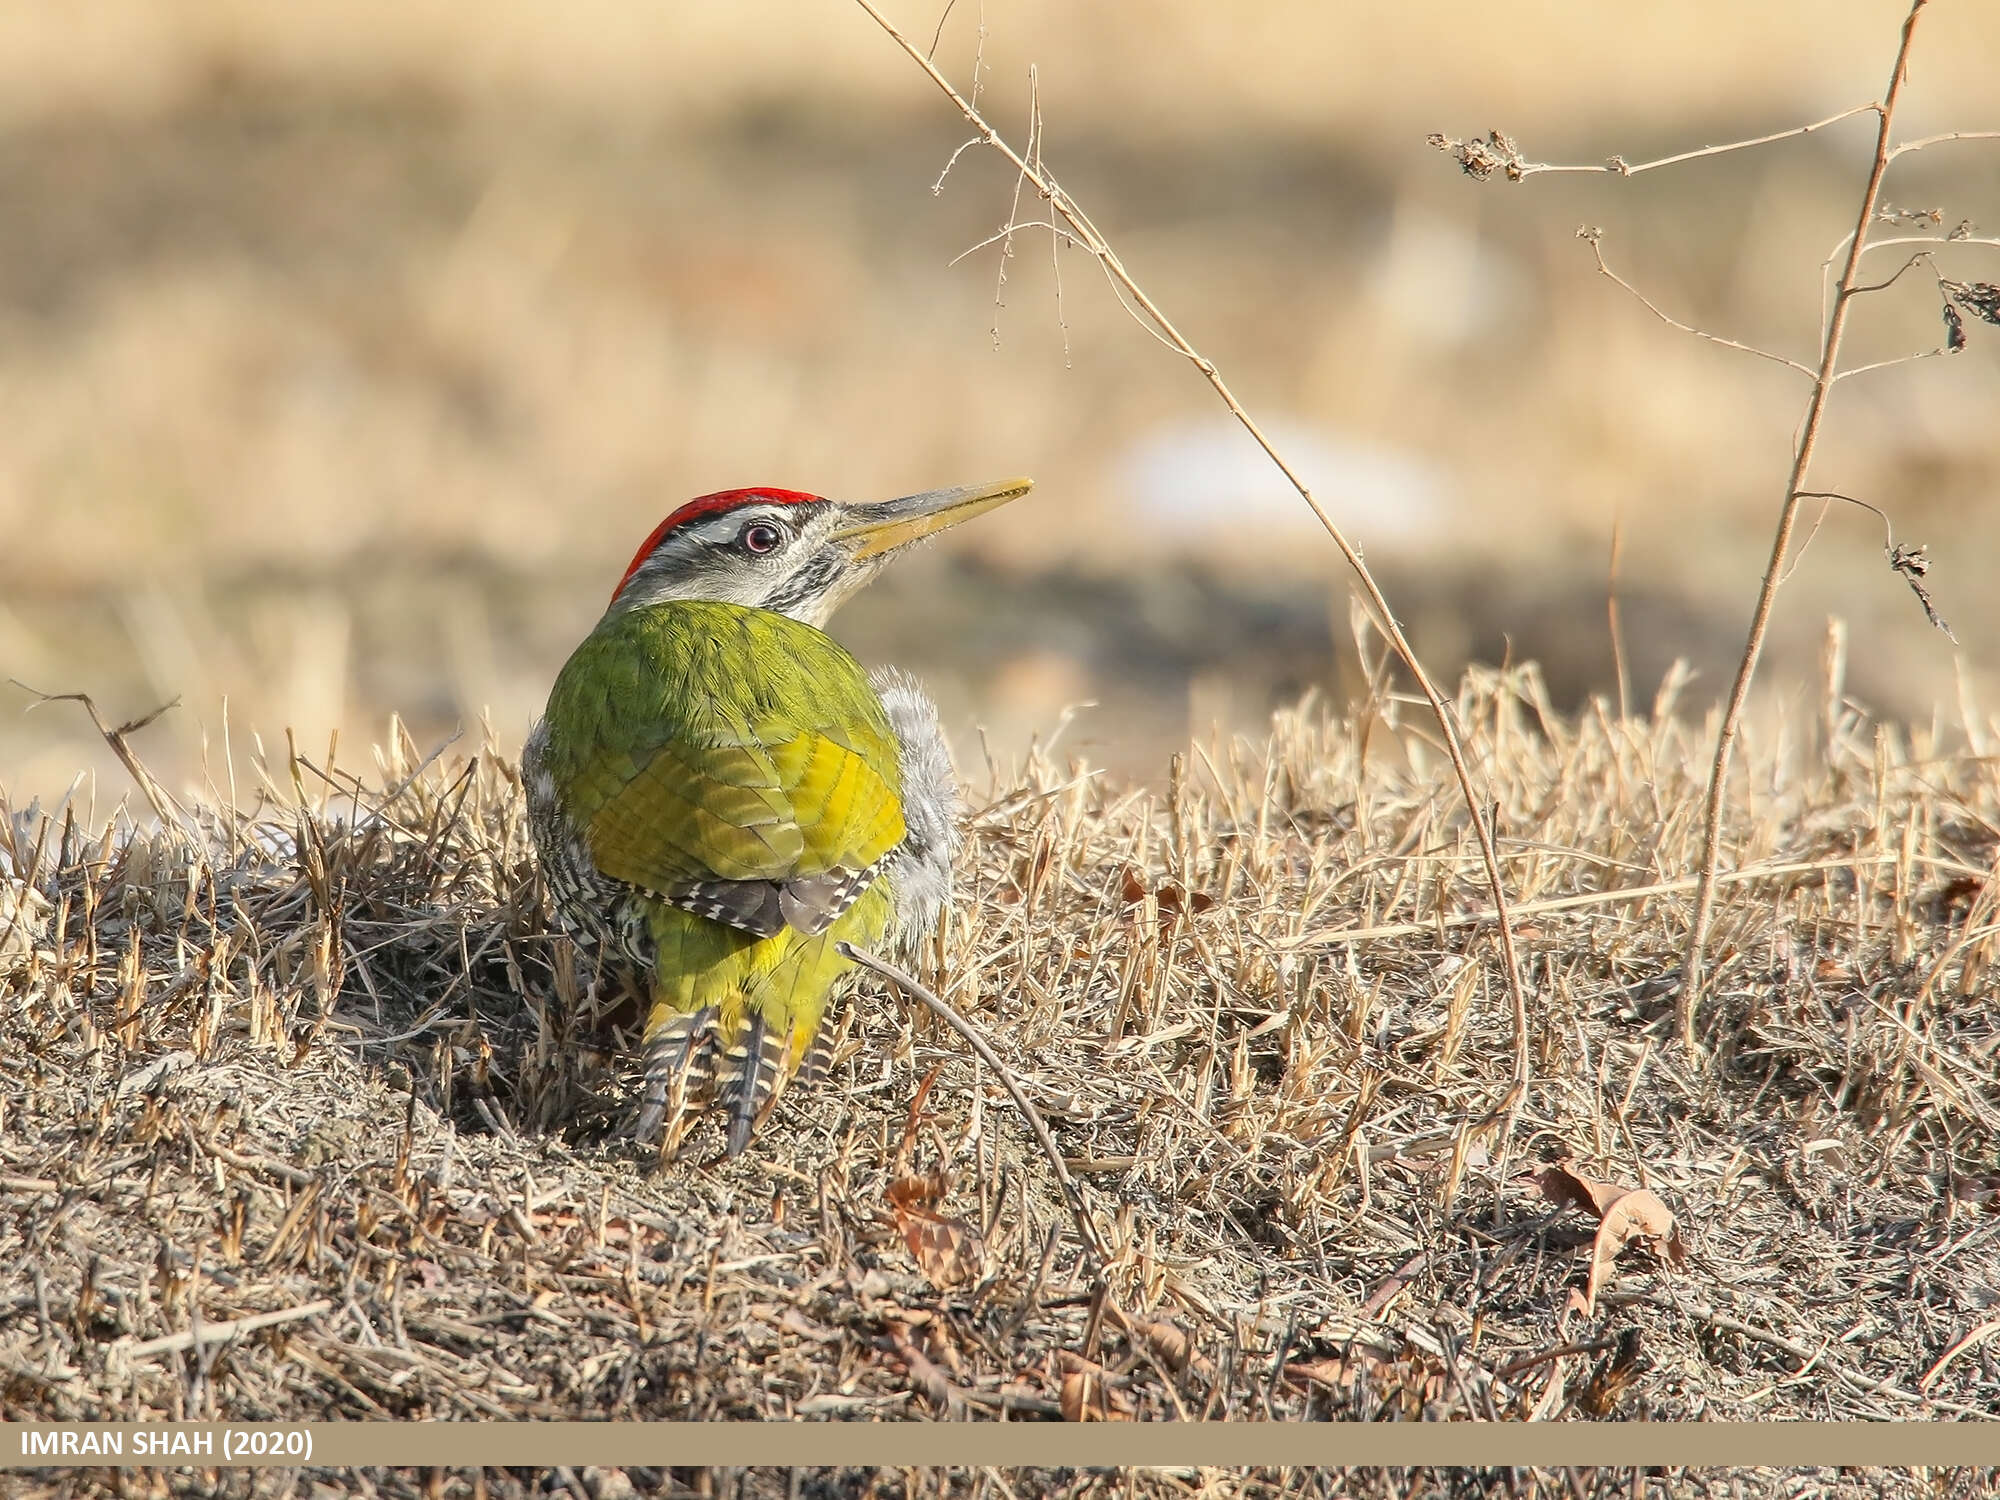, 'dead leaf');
1120,869,1214,930
1283,1347,1447,1406
1126,1315,1207,1375
885,1173,948,1212
897,1210,984,1289
1153,880,1215,928
1531,1160,1627,1219
1283,1354,1369,1391
1591,1189,1683,1276
1057,1352,1133,1421
528,1206,663,1253
1534,1159,1685,1320
1361,1251,1427,1318
886,1174,985,1289
1017,841,1055,893
1930,875,1986,918
775,1307,838,1344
